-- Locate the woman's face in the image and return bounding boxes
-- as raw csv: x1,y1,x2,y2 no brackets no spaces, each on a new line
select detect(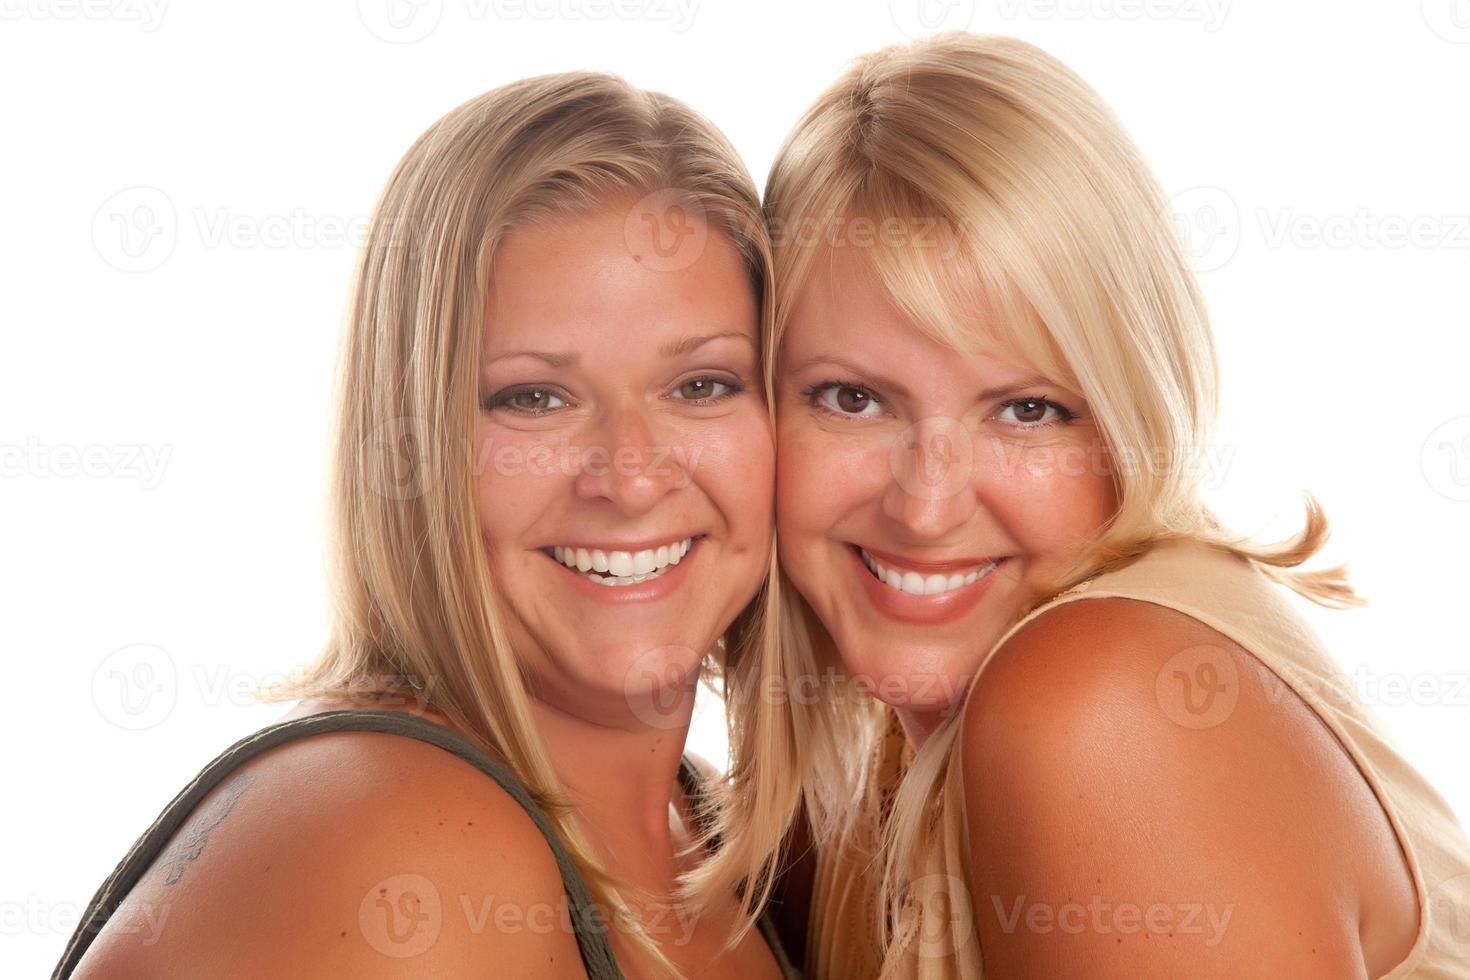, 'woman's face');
776,245,1117,717
475,195,773,728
